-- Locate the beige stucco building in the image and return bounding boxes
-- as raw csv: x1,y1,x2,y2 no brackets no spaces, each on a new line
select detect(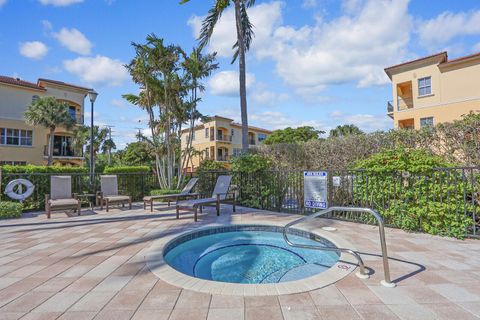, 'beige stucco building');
180,115,272,172
385,51,480,129
0,76,92,166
